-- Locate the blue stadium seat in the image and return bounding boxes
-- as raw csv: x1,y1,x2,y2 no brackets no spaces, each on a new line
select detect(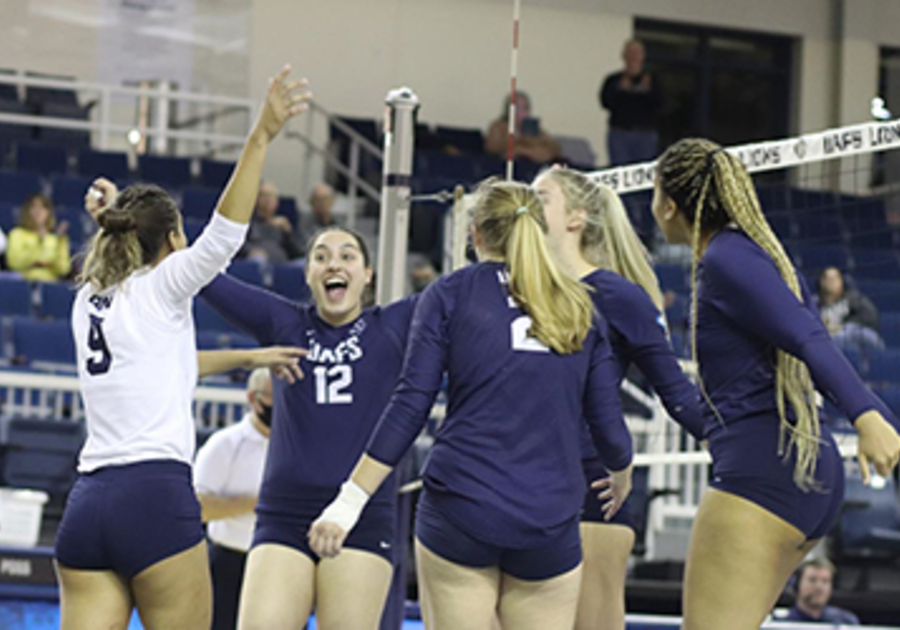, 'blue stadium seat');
11,318,76,365
138,155,192,190
0,201,17,232
880,313,900,349
655,263,689,294
792,213,844,244
227,260,264,286
278,196,299,228
851,249,900,280
433,125,485,155
868,349,900,385
181,187,219,220
472,154,506,180
837,467,900,559
35,101,90,149
184,217,205,244
0,170,42,205
272,263,310,302
52,174,93,208
37,282,75,320
15,142,68,176
416,151,479,181
0,277,32,316
793,243,849,273
854,279,900,312
194,300,240,334
755,185,788,215
764,211,793,240
1,417,85,495
77,149,129,182
54,207,85,249
841,198,888,231
850,229,895,250
199,159,234,190
0,99,34,146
